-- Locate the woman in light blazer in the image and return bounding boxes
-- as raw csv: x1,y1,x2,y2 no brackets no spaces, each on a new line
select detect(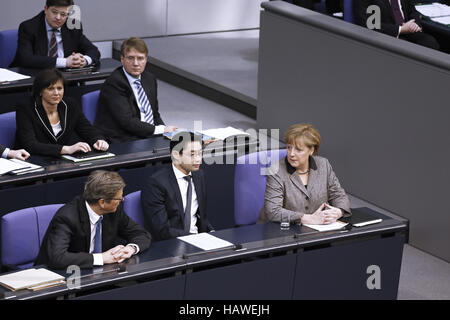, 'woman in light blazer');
259,123,351,225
